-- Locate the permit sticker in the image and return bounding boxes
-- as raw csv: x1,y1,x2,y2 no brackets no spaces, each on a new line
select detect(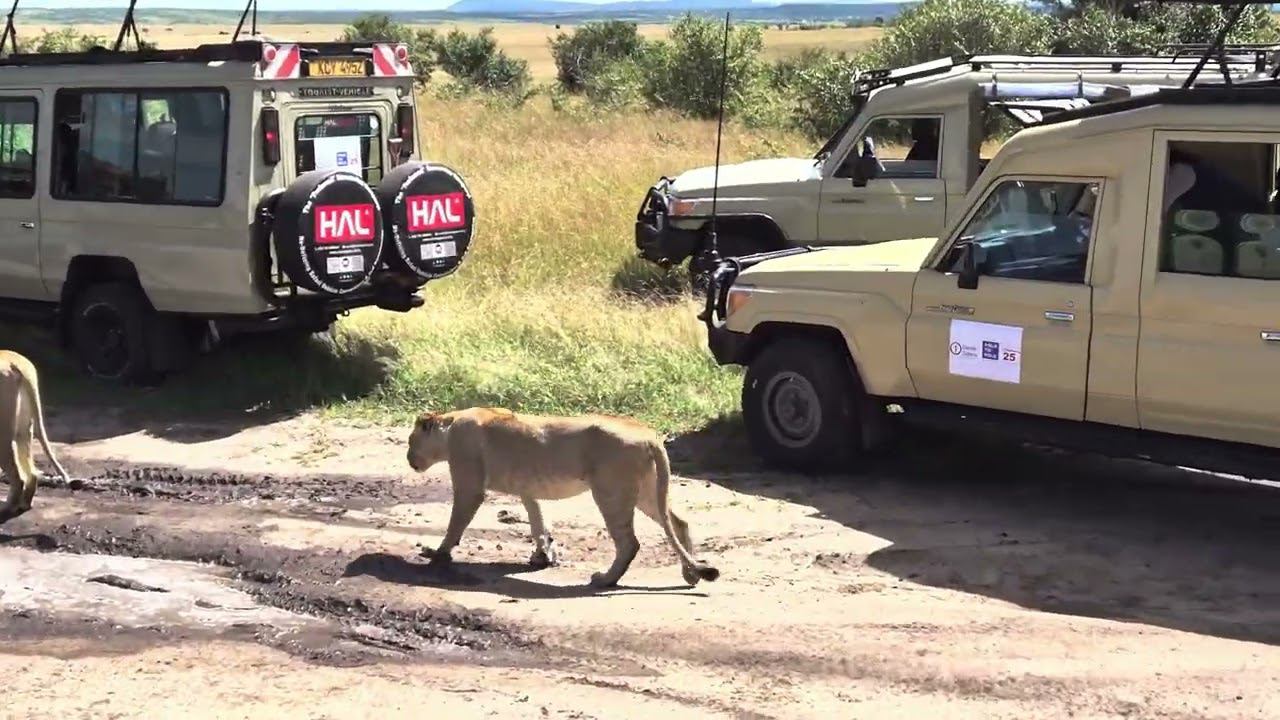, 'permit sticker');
314,136,363,172
948,319,1023,384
